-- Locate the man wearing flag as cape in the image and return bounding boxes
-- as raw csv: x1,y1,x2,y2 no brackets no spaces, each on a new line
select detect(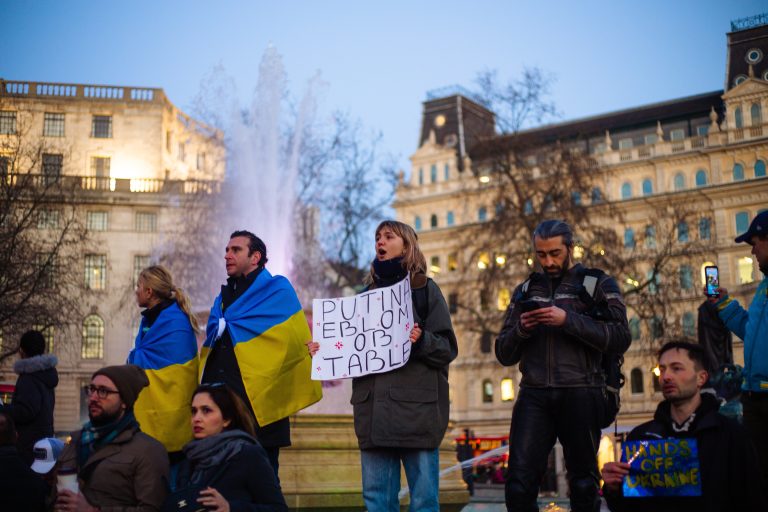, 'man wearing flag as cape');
200,230,322,476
